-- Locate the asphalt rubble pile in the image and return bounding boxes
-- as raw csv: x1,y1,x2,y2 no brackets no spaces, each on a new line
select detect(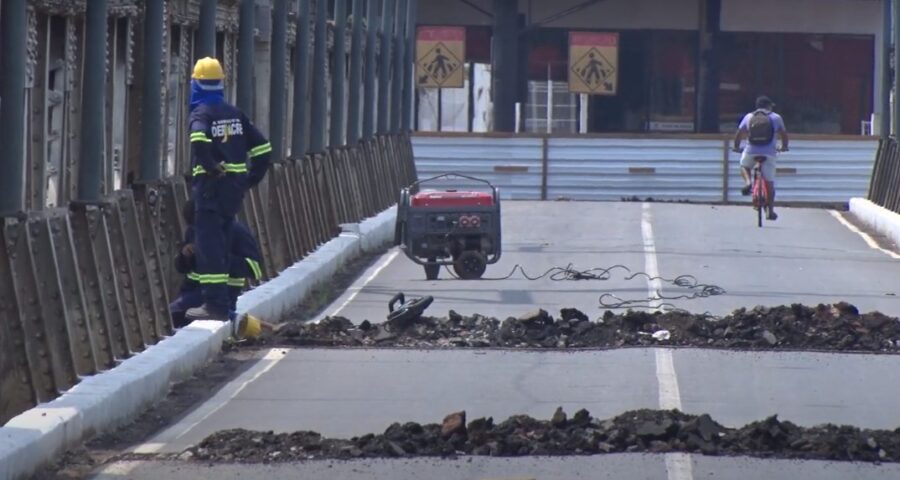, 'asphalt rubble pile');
188,408,900,464
268,302,900,352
